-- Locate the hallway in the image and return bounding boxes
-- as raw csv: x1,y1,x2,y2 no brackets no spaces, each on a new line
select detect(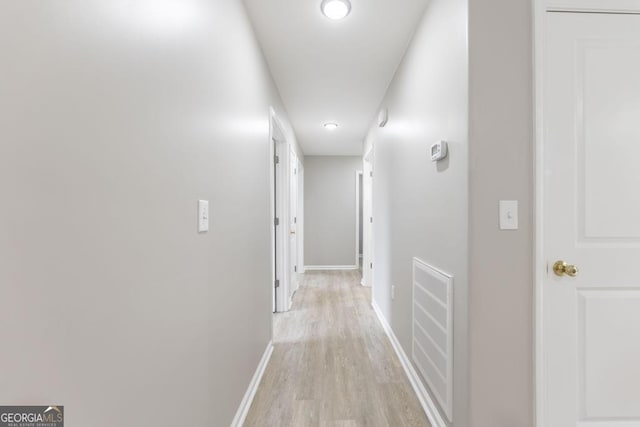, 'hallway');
245,271,430,427
1,0,606,425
